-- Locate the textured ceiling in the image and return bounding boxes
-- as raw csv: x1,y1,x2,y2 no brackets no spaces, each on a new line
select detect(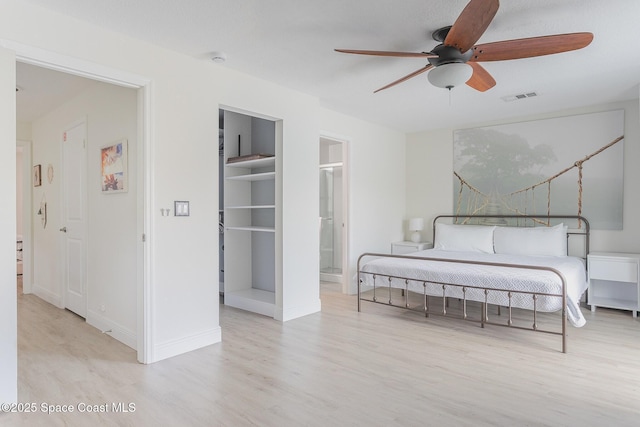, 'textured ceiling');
17,0,640,132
